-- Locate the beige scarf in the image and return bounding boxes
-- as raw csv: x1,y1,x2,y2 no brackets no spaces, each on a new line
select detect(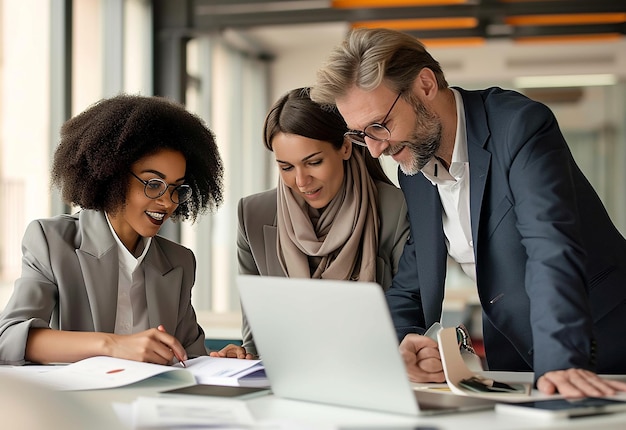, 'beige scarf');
276,150,379,281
